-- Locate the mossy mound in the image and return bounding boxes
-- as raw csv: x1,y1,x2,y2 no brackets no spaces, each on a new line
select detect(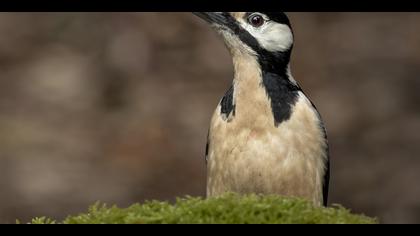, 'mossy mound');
30,193,377,224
